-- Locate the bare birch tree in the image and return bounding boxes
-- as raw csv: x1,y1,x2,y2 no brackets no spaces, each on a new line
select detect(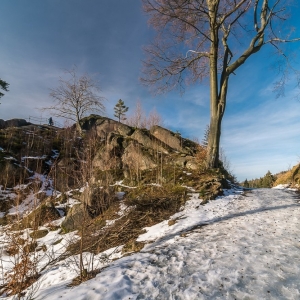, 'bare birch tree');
142,0,300,168
147,107,163,128
44,69,105,133
126,100,163,129
125,100,147,128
